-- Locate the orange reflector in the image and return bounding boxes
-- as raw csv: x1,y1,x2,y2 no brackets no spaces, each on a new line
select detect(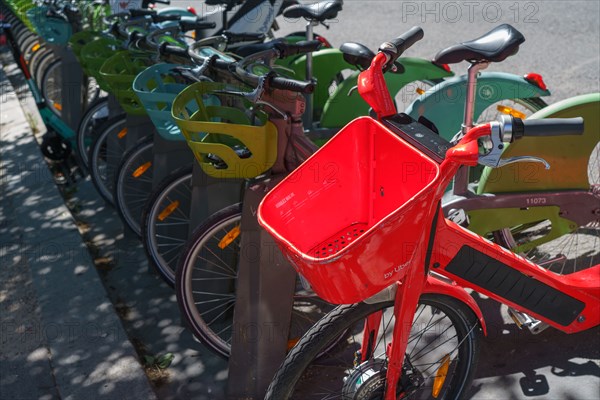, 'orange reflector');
32,43,41,52
432,354,451,398
158,200,180,221
218,225,241,249
53,102,62,111
416,87,426,95
132,162,152,178
497,105,526,119
191,31,196,39
117,128,128,139
287,338,300,351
